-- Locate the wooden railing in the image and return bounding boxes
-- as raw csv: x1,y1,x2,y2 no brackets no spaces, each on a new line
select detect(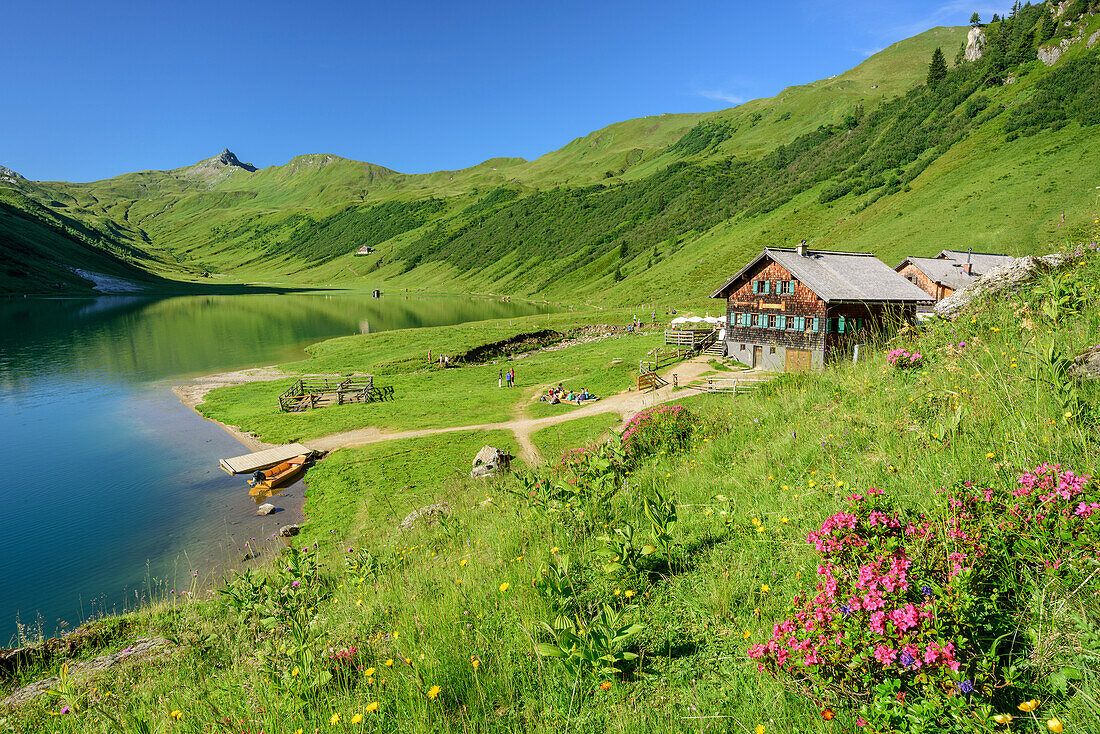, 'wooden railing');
639,346,691,374
636,371,668,392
